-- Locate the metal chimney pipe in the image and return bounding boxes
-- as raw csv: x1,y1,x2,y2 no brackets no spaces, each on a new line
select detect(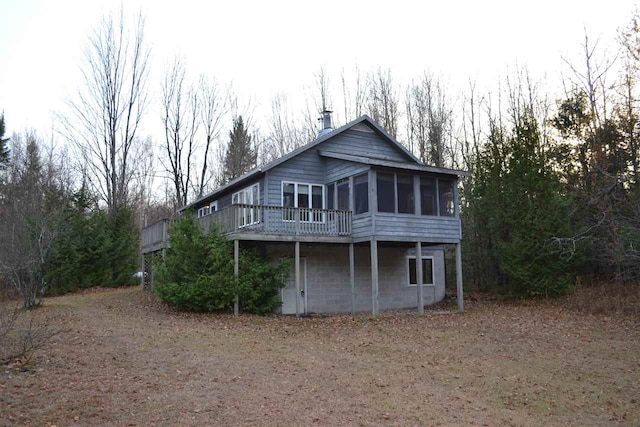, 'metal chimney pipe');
317,110,333,137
